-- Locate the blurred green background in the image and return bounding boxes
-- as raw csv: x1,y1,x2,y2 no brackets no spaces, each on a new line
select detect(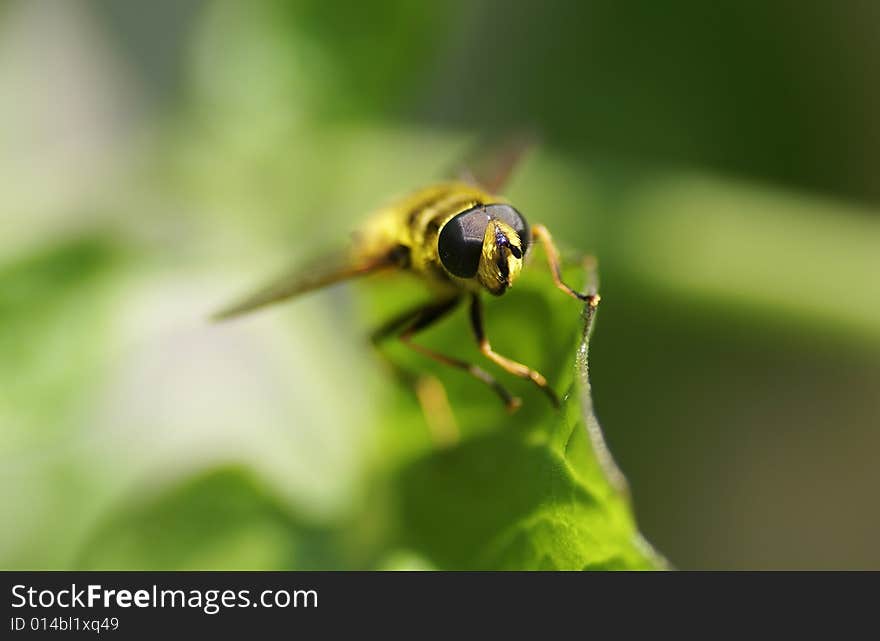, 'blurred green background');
2,0,878,569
